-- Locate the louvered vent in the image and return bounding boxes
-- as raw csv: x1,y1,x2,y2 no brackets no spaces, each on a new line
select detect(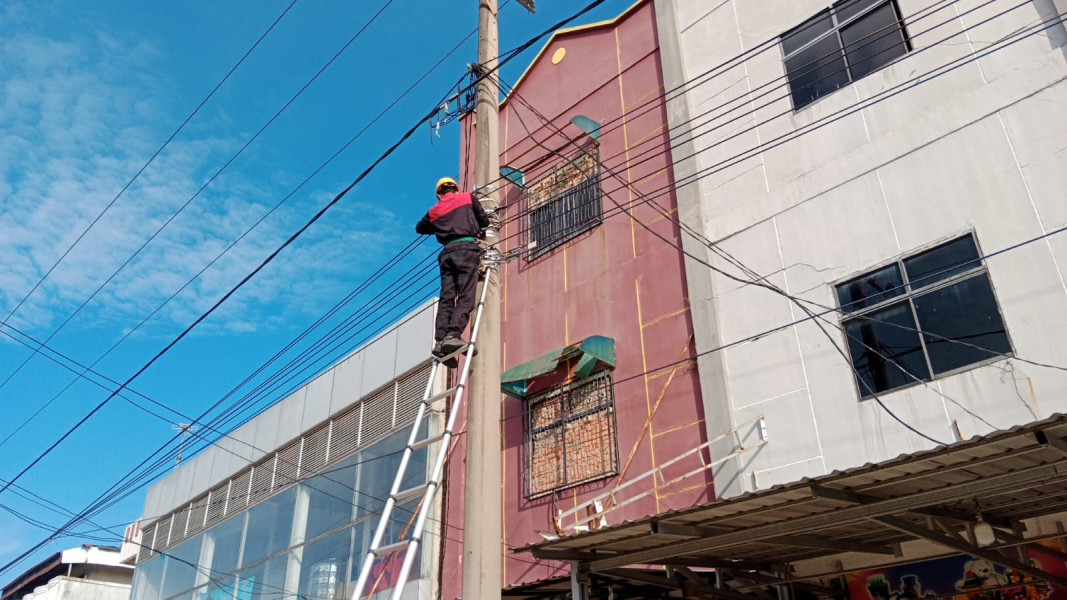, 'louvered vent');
230,469,251,511
155,515,172,549
395,365,430,425
361,386,394,446
331,404,361,461
137,524,156,563
249,463,273,507
275,442,301,489
187,494,207,537
302,424,330,476
140,359,434,555
168,505,191,545
205,482,228,527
